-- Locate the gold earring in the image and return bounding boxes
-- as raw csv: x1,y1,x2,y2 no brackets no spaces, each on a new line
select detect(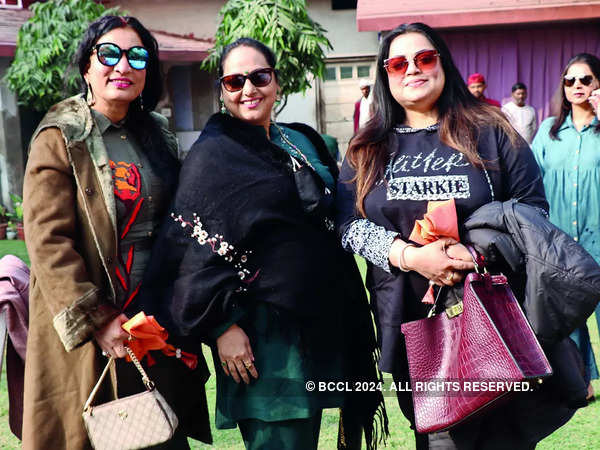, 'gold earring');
86,82,95,106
